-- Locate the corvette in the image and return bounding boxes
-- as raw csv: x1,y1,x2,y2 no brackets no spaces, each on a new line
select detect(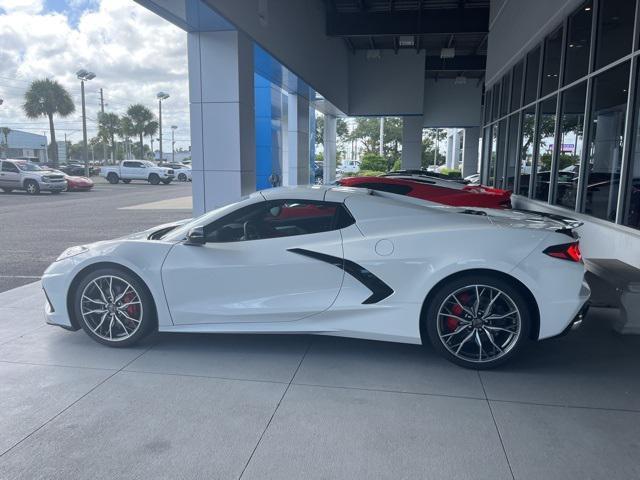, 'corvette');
43,185,590,368
339,175,512,209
